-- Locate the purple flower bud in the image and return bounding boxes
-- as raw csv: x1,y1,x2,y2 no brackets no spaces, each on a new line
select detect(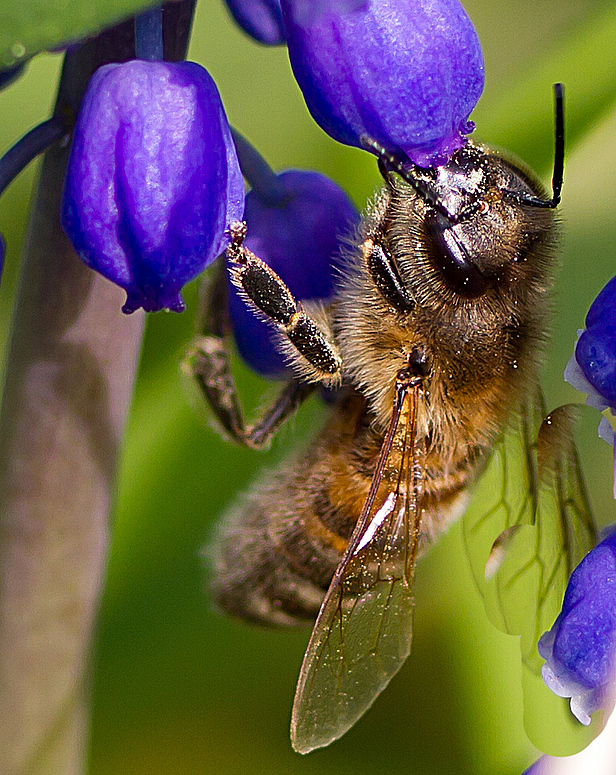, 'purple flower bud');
539,530,616,725
228,170,359,378
565,275,616,496
224,0,286,45
280,0,484,167
576,276,616,406
62,60,244,314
